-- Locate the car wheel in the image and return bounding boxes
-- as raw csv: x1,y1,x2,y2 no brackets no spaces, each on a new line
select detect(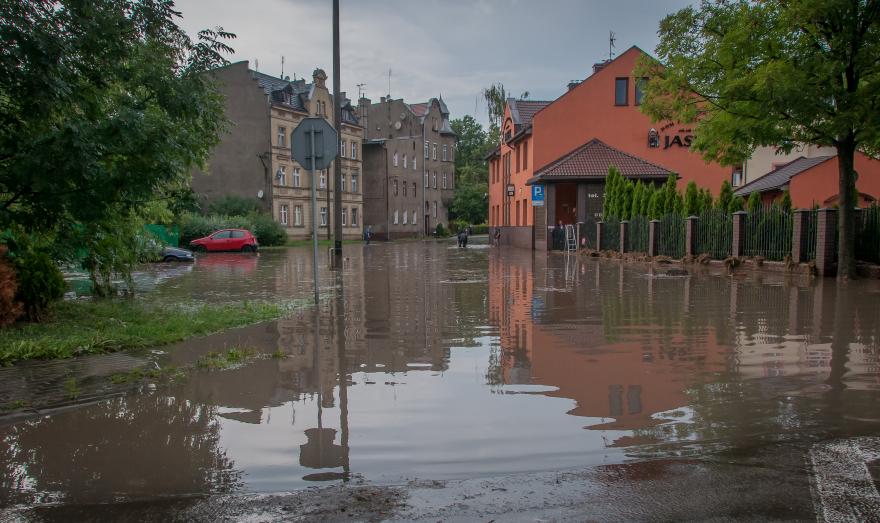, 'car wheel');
241,245,254,253
194,245,207,253
163,255,176,262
